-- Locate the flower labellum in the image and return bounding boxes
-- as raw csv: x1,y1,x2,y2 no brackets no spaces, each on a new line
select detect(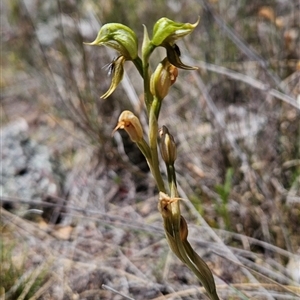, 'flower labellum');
165,43,198,70
101,55,126,99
